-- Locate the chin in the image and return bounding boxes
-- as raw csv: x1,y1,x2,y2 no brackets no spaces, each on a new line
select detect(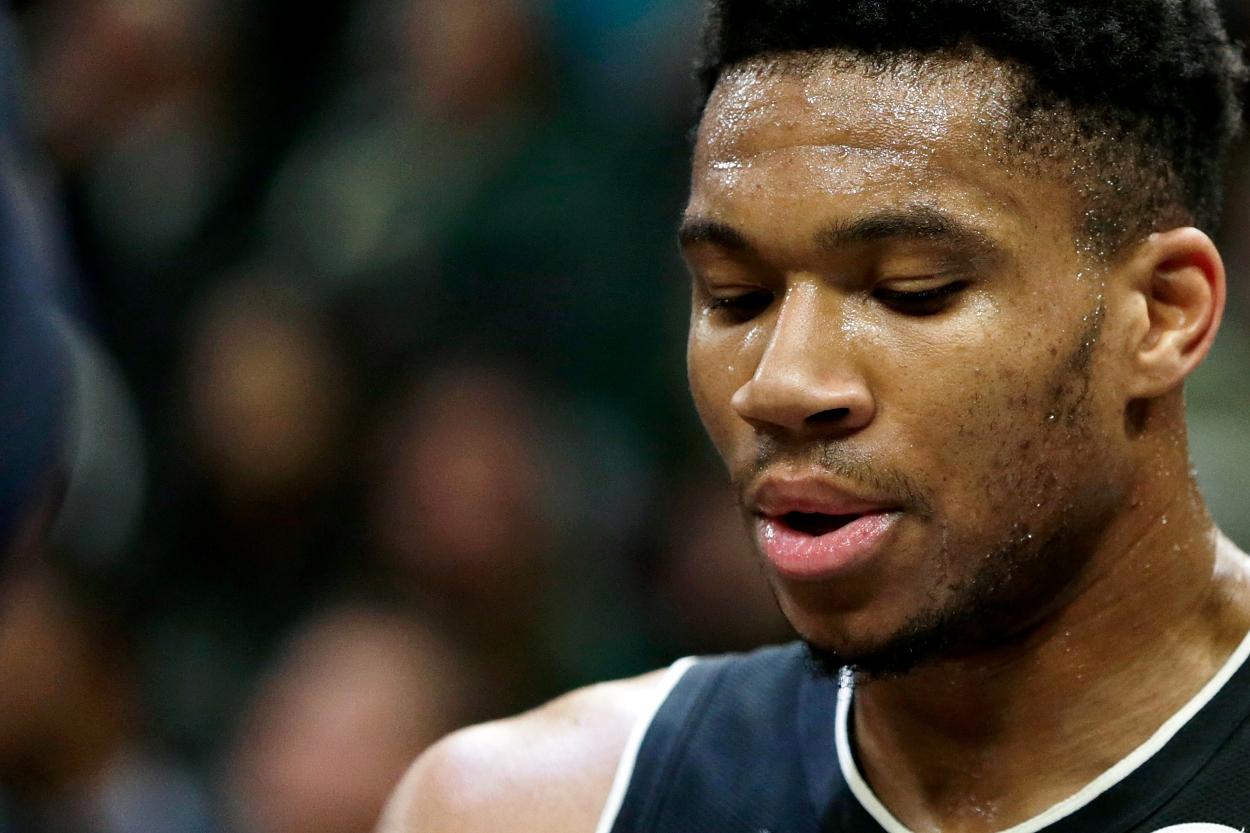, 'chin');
788,578,1018,680
801,630,951,680
771,571,942,653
